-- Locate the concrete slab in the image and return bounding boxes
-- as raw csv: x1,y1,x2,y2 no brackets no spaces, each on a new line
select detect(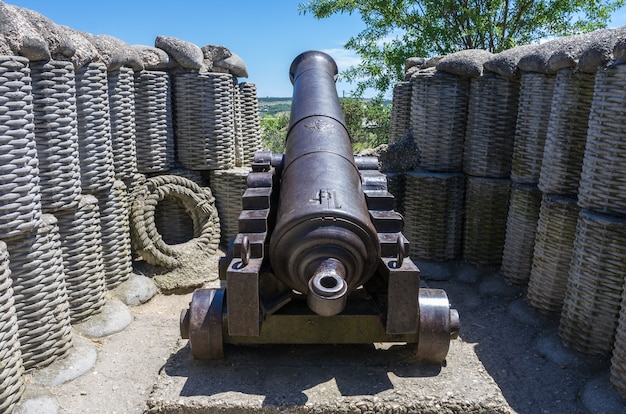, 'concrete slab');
146,338,513,413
